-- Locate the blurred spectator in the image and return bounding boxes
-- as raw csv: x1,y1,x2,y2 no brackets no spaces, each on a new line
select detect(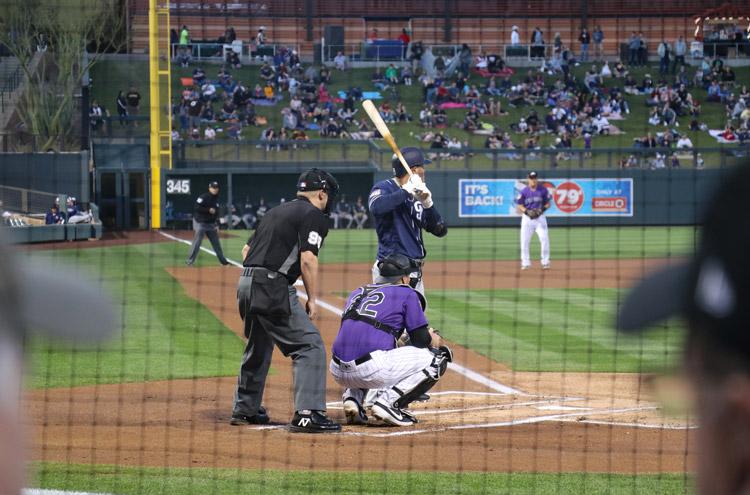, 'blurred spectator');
627,32,640,66
676,134,694,149
171,127,182,142
66,197,92,224
398,28,410,59
409,41,424,72
510,26,520,46
658,39,672,75
331,196,354,229
116,91,128,126
241,199,256,229
256,26,266,46
334,51,347,71
255,198,268,221
530,27,544,59
126,85,141,126
593,26,604,61
204,126,217,140
673,35,687,73
45,204,64,225
579,28,590,62
89,100,104,133
352,196,368,229
368,28,378,42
